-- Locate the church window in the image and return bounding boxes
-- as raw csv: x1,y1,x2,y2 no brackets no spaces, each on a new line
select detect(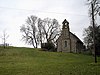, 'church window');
65,41,67,47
